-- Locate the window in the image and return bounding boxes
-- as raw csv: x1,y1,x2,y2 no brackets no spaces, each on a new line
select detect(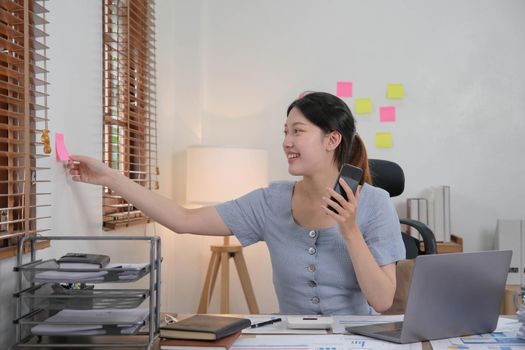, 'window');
102,0,158,230
0,0,51,259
